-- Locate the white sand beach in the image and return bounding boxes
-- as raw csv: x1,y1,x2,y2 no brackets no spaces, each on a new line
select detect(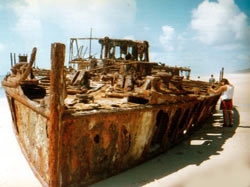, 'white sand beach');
0,73,250,187
0,98,41,187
